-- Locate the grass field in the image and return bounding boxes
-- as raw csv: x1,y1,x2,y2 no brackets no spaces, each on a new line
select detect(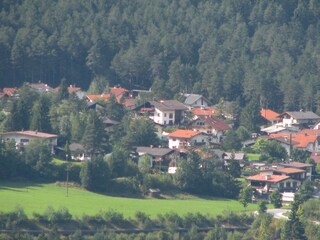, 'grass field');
246,153,261,161
0,181,258,218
